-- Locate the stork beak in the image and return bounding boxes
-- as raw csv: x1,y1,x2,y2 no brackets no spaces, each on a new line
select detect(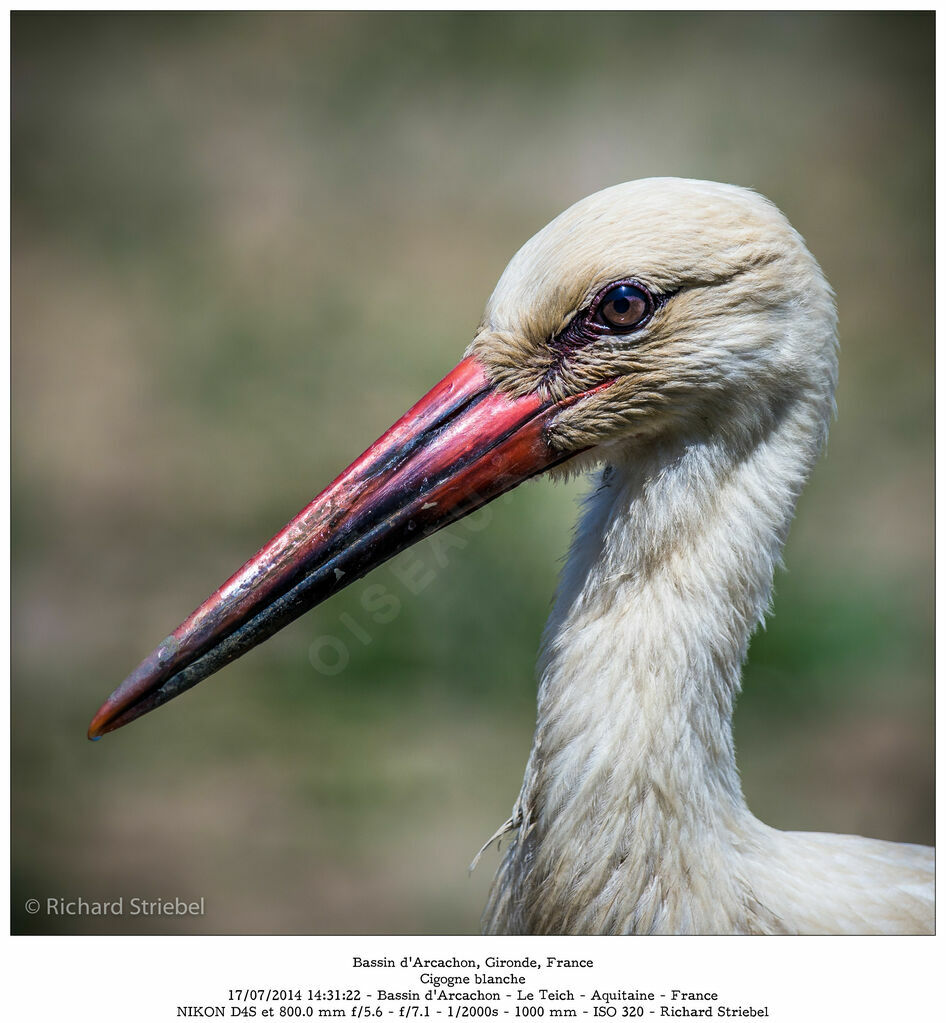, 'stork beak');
88,356,609,739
